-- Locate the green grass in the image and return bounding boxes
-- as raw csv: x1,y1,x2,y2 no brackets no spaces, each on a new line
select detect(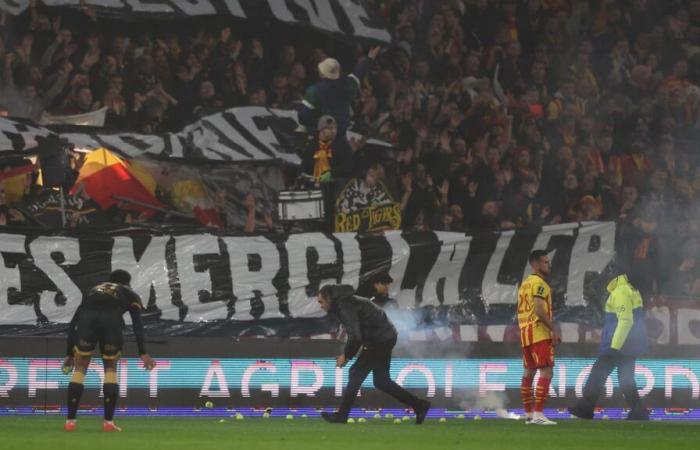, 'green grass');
2,416,699,450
